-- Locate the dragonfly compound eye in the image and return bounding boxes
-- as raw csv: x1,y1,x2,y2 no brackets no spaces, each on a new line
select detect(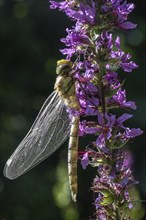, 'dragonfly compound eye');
56,59,73,75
